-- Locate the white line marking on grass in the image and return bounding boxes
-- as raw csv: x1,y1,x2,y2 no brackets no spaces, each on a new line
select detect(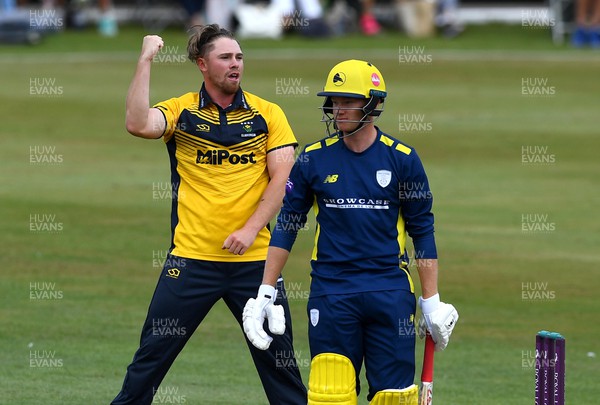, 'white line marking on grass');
0,52,139,64
248,49,600,63
1,49,599,64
